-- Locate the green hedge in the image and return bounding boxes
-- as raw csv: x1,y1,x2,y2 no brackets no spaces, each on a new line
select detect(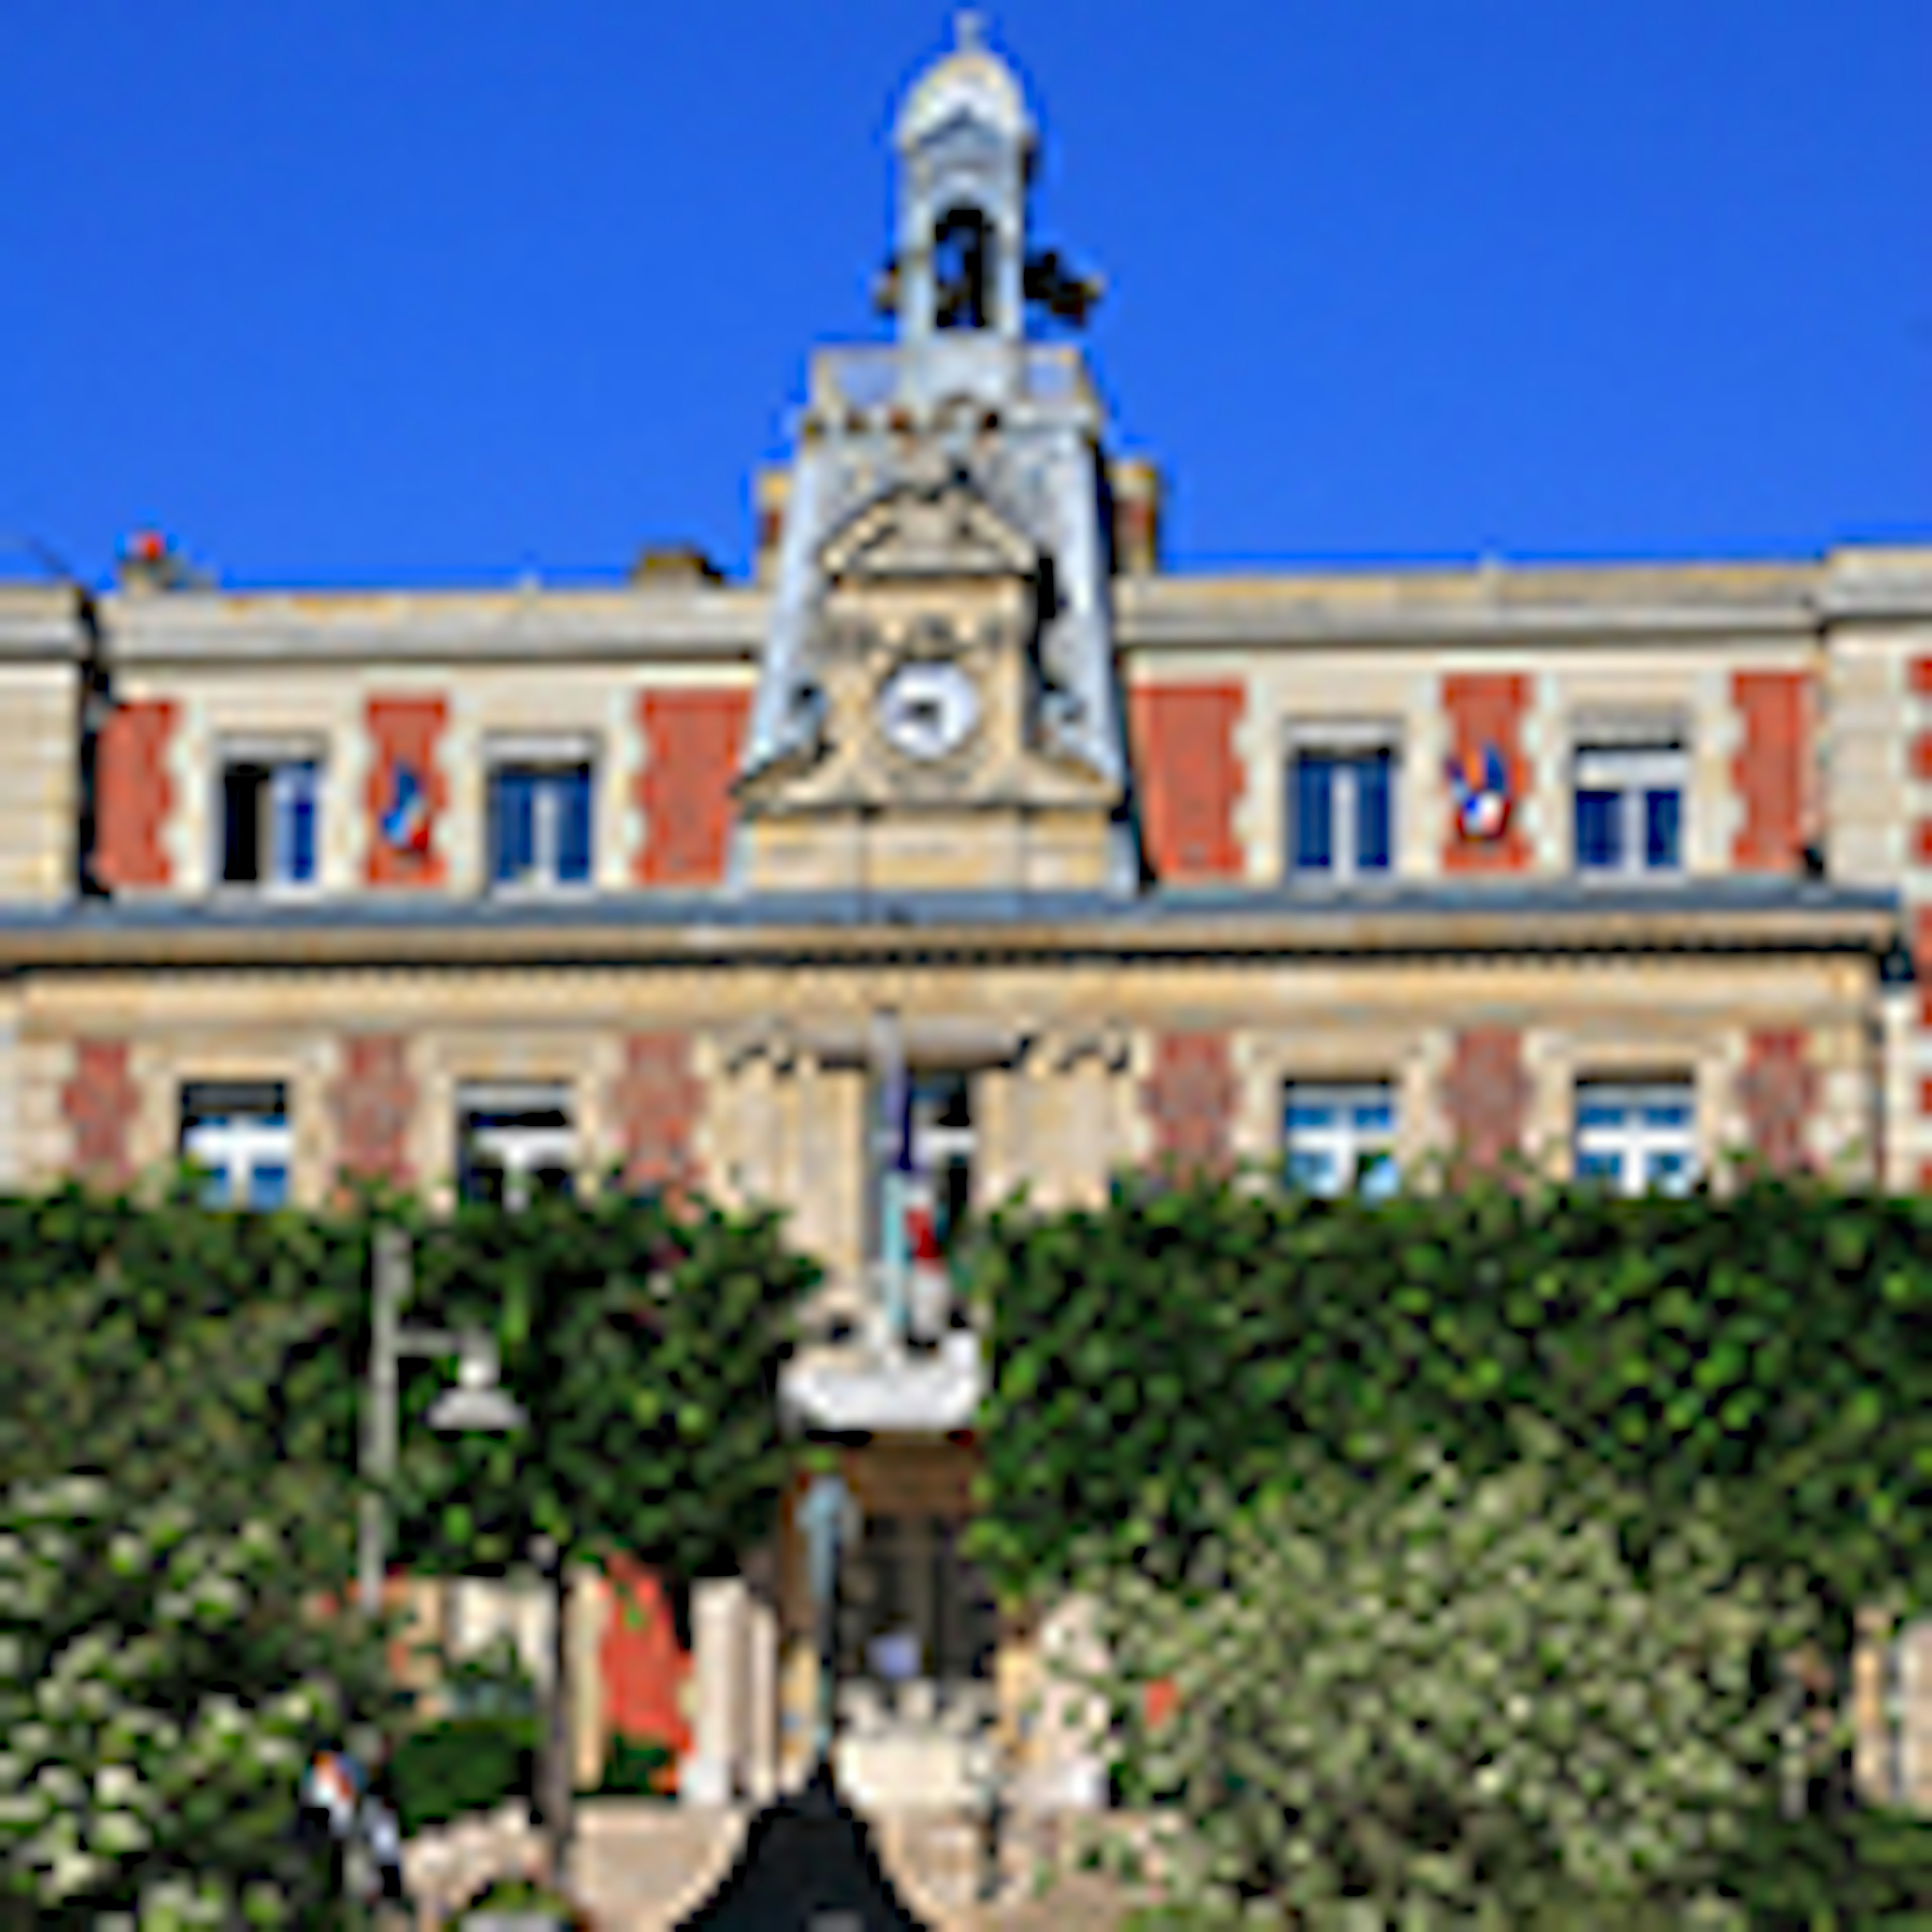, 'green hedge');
1708,1801,1932,1924
595,1733,677,1798
389,1715,536,1836
964,1161,1932,1654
